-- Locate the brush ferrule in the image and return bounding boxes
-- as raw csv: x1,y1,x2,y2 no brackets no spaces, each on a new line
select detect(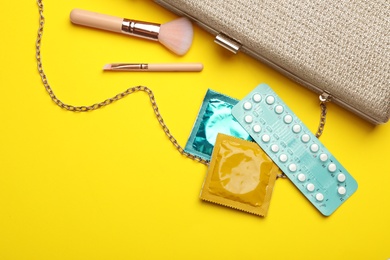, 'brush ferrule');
121,19,160,41
110,63,148,70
